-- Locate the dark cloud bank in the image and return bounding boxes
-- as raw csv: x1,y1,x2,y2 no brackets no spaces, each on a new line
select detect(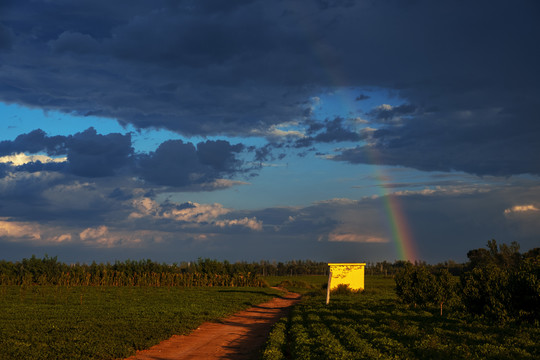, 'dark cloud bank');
1,1,539,263
0,128,250,187
1,0,539,176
